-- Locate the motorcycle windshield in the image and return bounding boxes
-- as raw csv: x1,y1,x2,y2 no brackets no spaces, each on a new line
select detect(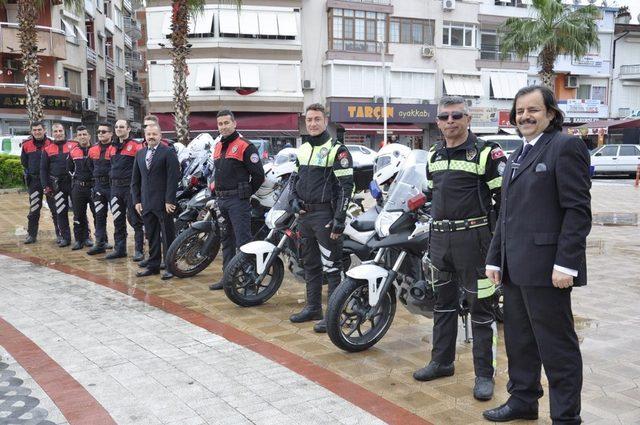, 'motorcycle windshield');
265,179,294,229
381,149,429,213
